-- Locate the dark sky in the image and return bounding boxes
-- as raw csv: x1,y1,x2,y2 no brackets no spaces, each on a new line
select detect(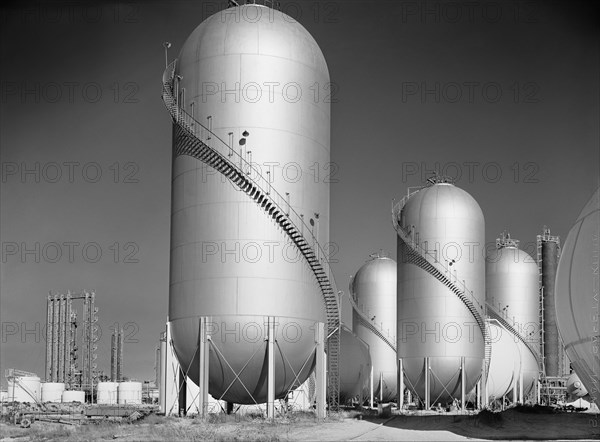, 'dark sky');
1,0,598,386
